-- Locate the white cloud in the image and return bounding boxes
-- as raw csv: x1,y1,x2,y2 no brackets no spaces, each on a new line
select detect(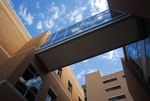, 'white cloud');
101,49,120,61
50,6,60,19
87,69,97,74
50,4,66,20
75,0,82,5
36,21,43,30
35,2,40,8
89,0,108,15
76,70,86,80
19,4,34,25
70,65,76,71
60,4,65,15
82,59,88,63
44,19,55,29
51,2,55,5
38,13,44,18
100,71,103,76
7,0,14,8
67,5,87,23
